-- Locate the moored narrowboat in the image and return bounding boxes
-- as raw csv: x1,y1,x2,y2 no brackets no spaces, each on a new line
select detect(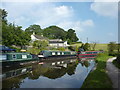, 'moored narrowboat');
77,50,104,58
0,45,39,67
38,50,76,58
